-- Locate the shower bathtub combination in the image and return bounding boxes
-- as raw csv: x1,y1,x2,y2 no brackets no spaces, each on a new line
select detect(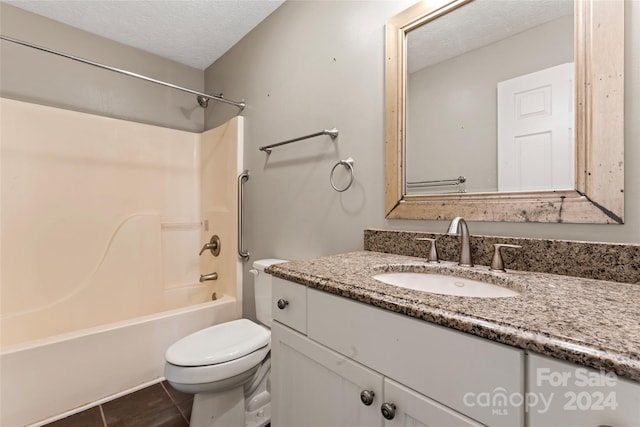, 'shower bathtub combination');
0,97,245,426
